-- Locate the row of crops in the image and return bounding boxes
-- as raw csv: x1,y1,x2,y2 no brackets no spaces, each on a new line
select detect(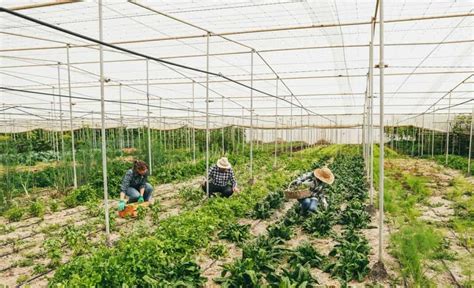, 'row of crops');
43,146,372,287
